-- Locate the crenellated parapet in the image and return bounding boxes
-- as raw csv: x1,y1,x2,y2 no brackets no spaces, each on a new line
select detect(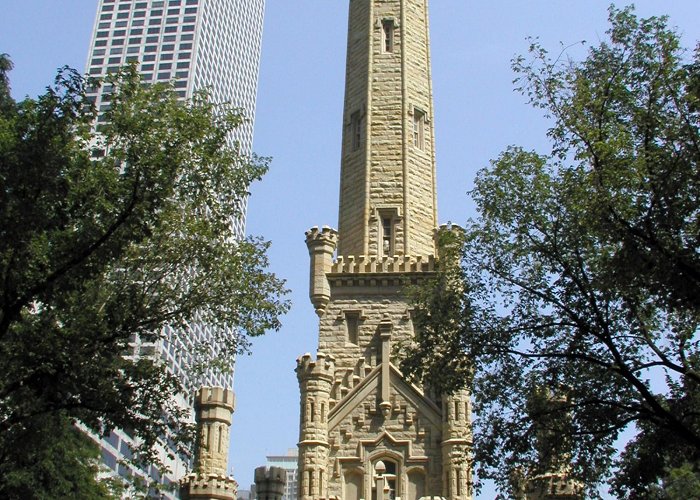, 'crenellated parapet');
180,473,238,500
525,472,584,499
330,254,436,274
195,387,235,424
254,466,287,500
306,226,339,315
306,226,340,248
296,352,336,384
